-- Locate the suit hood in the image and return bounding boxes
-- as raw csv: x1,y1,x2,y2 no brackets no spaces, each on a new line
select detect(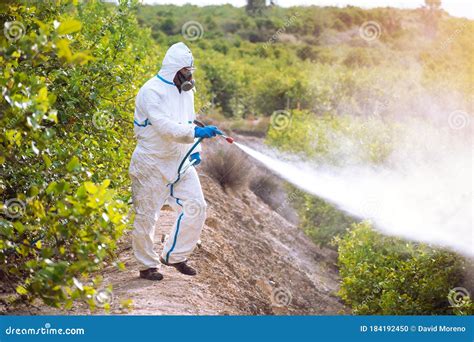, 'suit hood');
157,42,194,83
